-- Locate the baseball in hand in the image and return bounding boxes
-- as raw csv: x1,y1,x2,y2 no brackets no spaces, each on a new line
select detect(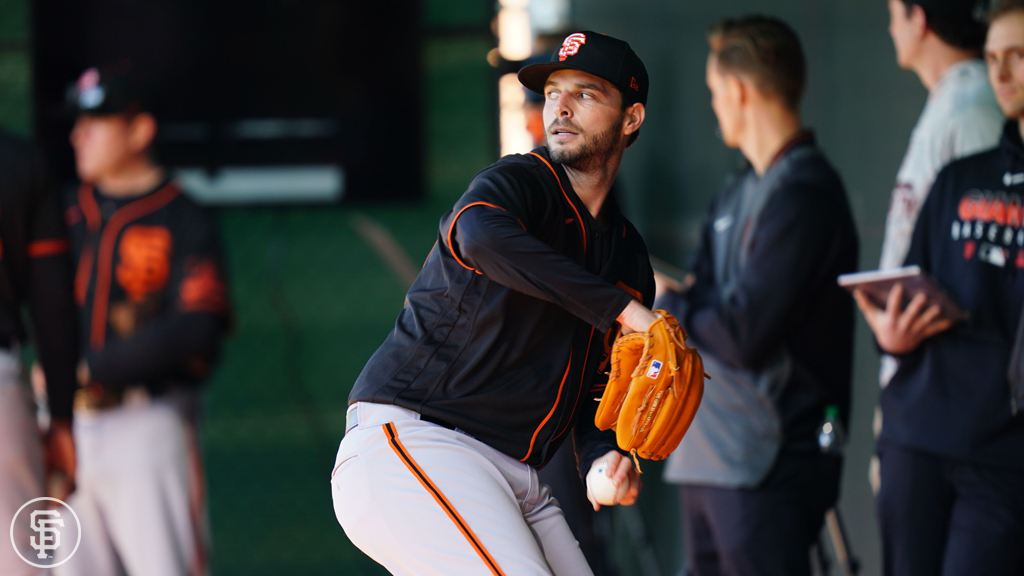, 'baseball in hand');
586,462,629,506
